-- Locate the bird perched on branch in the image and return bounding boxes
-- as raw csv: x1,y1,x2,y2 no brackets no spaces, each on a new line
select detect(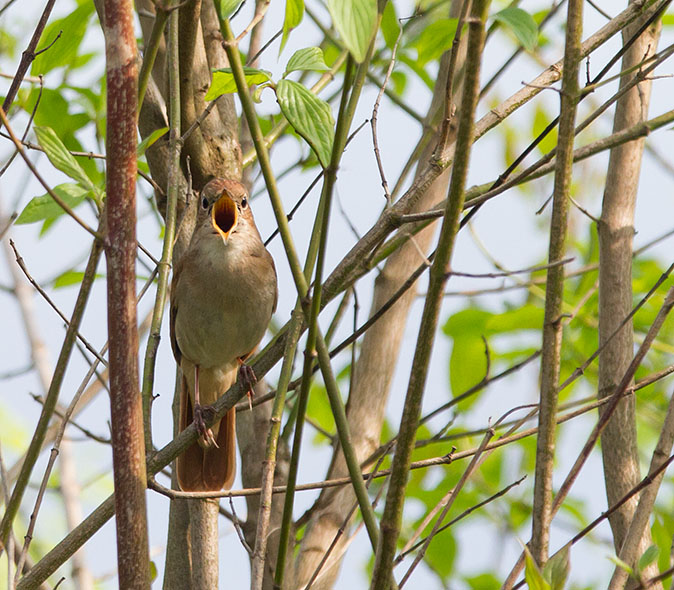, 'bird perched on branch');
170,178,277,491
